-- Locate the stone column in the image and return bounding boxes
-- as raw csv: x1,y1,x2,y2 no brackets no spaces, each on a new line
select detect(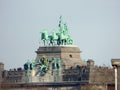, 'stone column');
111,59,120,90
